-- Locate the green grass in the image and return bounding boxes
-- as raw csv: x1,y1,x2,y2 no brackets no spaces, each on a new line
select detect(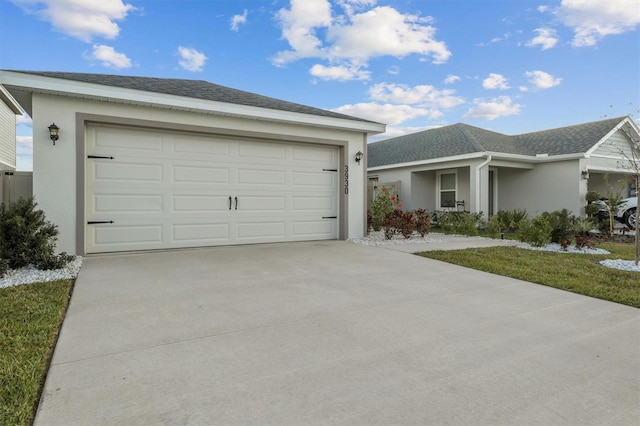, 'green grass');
0,280,73,426
418,242,640,308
